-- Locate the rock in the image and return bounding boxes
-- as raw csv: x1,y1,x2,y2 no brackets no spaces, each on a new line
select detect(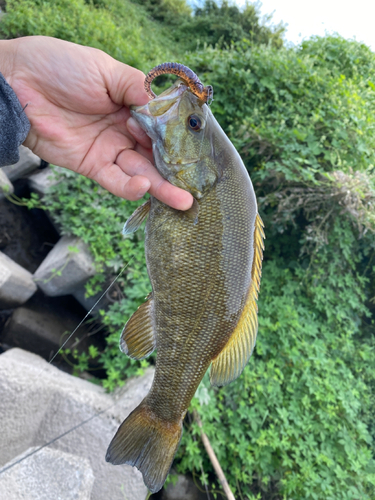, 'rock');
33,236,96,296
0,348,154,500
162,474,209,500
28,166,64,196
72,281,112,315
0,292,104,362
0,198,60,273
2,146,41,181
0,169,14,200
0,251,37,309
1,306,67,359
0,447,94,500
